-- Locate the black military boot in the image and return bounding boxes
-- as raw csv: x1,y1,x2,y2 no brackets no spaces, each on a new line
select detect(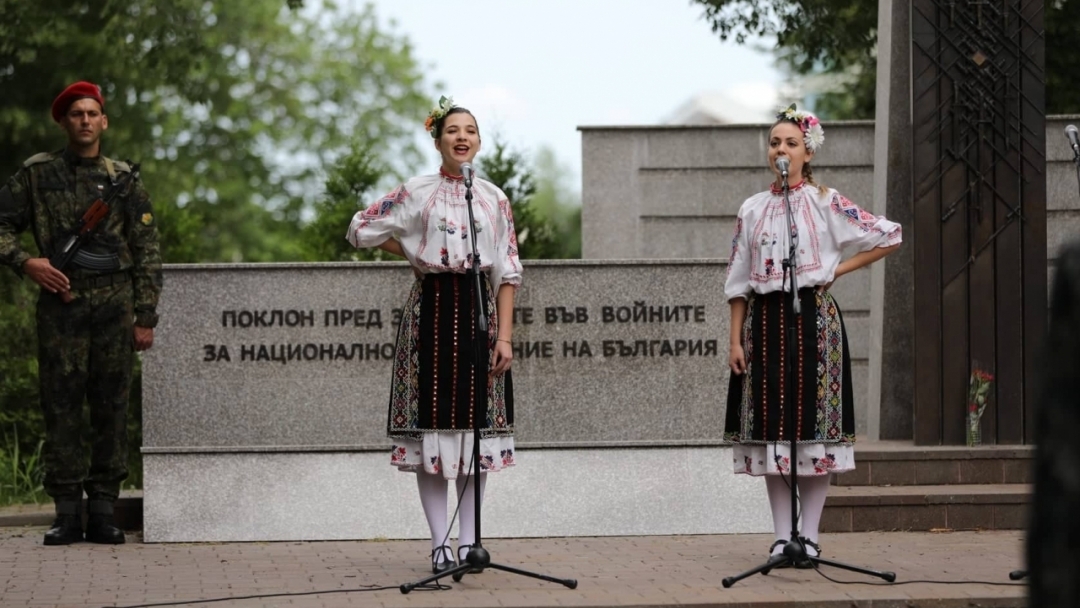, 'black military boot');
84,499,125,544
43,500,83,546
